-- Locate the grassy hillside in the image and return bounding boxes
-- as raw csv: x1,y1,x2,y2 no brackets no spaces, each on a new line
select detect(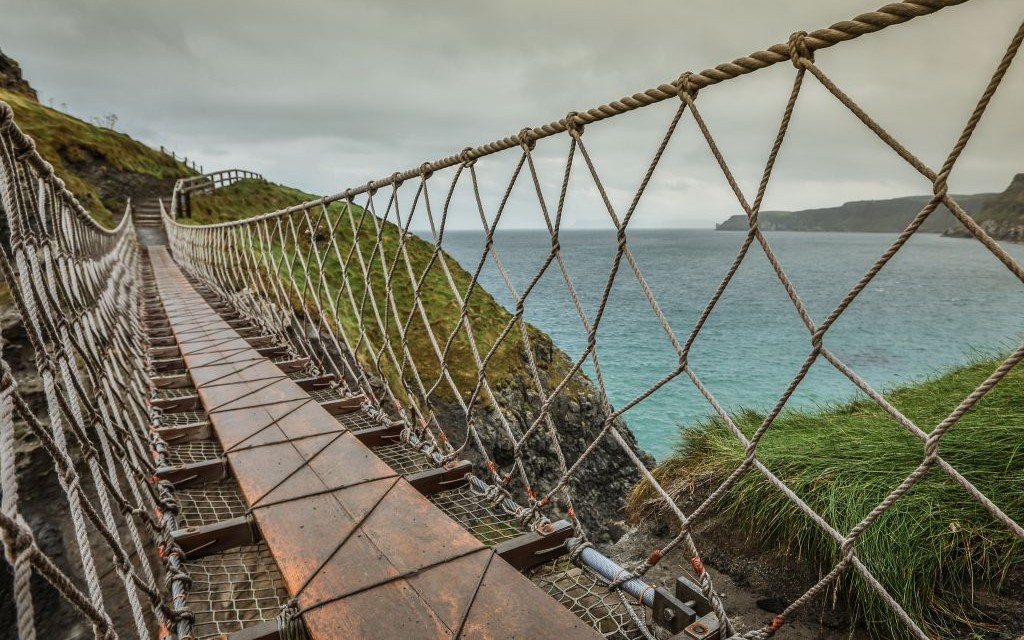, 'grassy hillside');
0,87,192,227
975,174,1024,225
185,179,576,401
627,357,1024,638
